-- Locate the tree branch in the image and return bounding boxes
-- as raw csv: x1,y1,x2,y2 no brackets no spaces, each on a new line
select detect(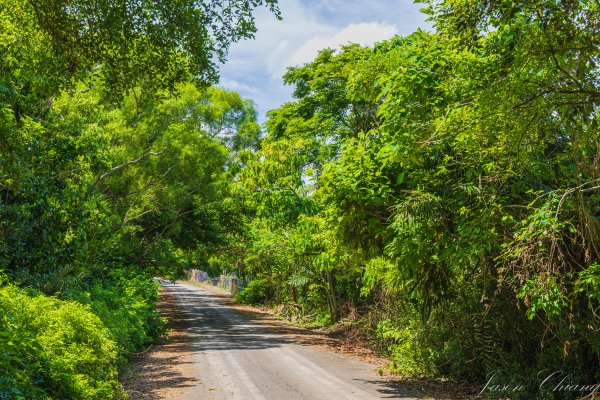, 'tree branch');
123,208,159,224
555,179,600,219
550,53,583,91
67,84,94,94
92,147,165,186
